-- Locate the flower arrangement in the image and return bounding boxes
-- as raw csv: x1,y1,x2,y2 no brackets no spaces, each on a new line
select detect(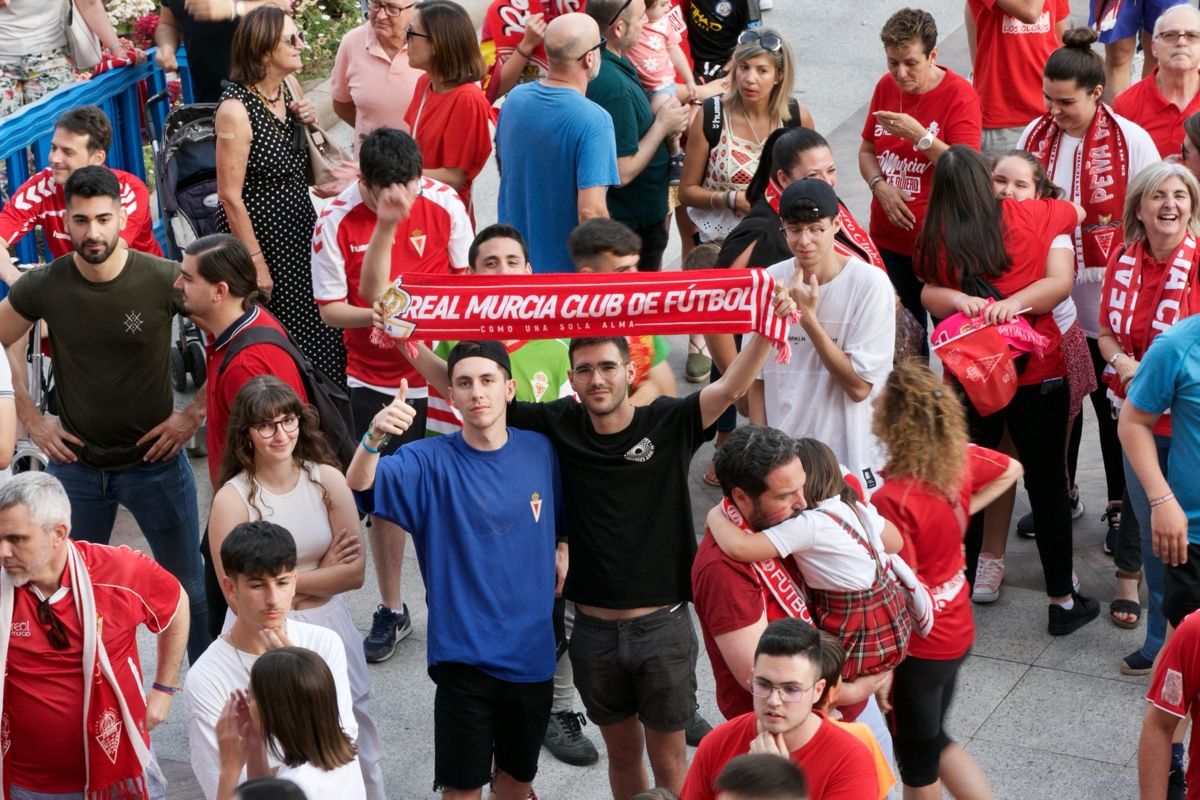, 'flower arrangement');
106,0,158,25
131,12,159,50
295,0,363,83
